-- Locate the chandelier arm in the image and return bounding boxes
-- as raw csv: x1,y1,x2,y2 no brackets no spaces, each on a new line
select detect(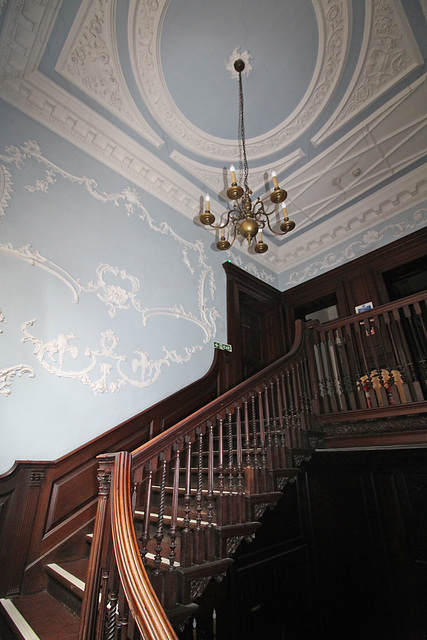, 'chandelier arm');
263,212,288,236
206,207,241,231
